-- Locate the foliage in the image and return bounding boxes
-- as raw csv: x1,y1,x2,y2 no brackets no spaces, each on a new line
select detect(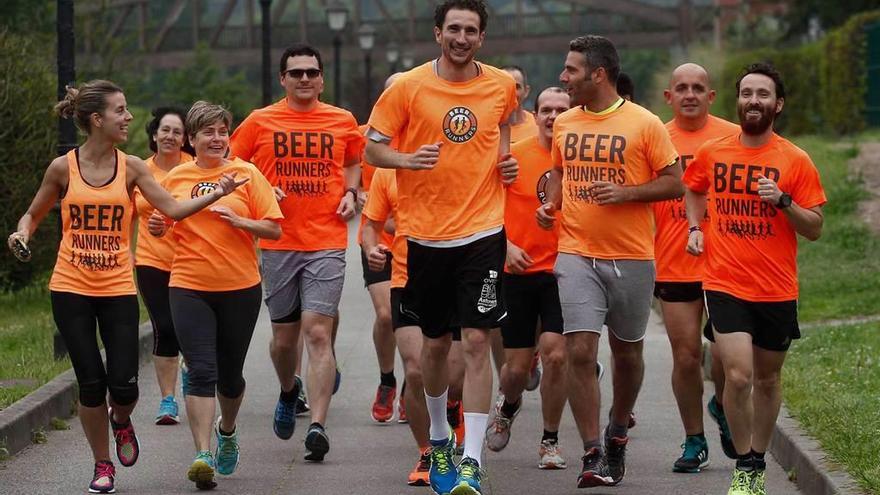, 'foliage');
783,0,880,39
0,0,54,35
0,30,61,290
